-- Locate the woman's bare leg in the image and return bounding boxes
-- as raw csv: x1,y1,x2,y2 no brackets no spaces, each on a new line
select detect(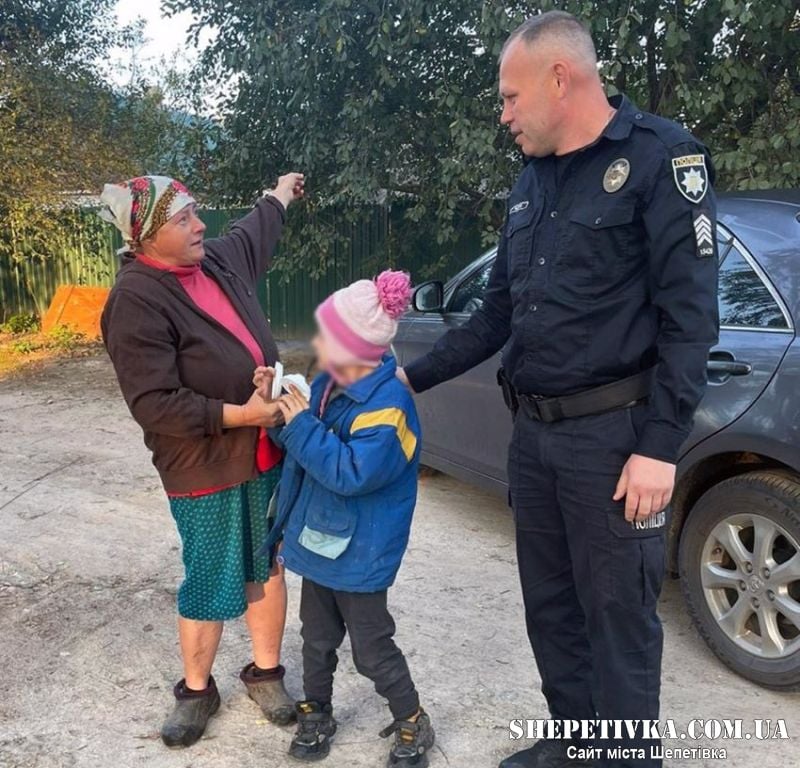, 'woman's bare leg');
245,564,287,668
178,618,224,690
